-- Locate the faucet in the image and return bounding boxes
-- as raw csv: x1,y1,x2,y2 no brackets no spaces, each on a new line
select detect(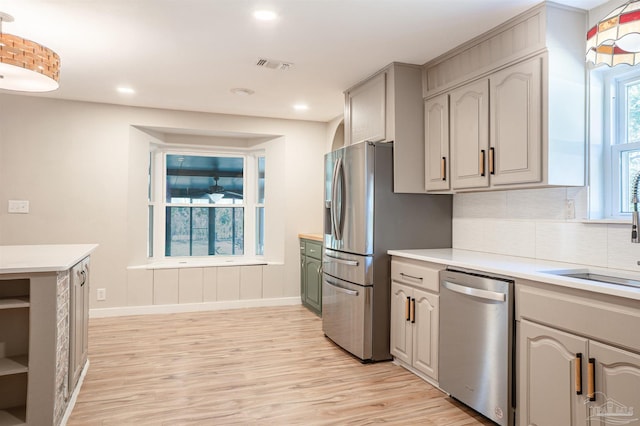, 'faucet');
632,171,640,243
